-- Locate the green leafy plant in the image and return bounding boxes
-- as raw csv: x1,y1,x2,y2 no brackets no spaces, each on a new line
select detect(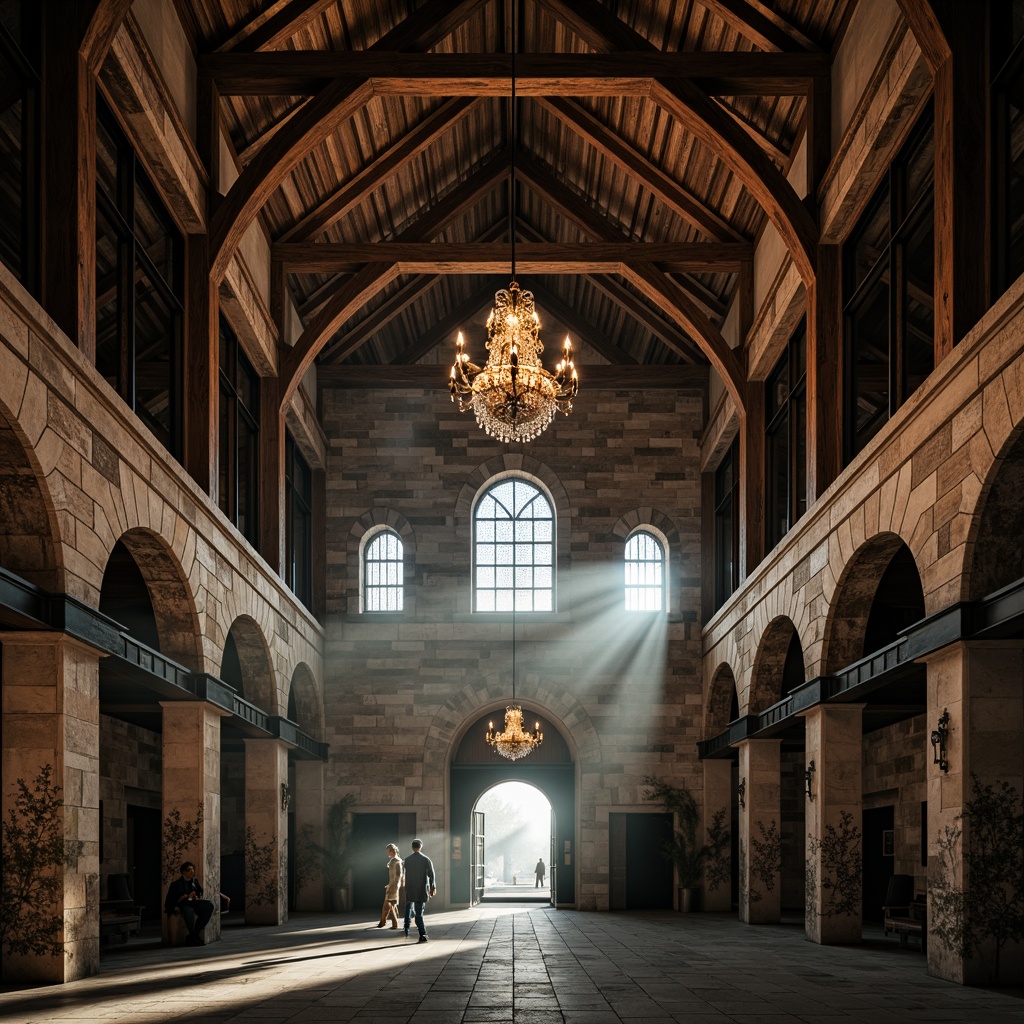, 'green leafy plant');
1,765,84,958
932,776,1024,980
808,810,861,918
162,803,204,887
704,807,731,893
643,776,707,889
244,826,279,909
309,795,356,889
